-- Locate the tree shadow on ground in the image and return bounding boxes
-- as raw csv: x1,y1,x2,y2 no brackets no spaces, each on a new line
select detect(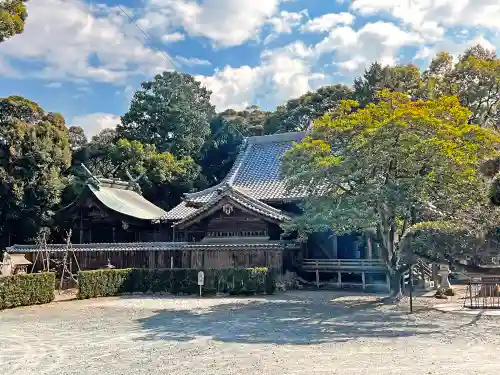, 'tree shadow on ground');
133,294,440,345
